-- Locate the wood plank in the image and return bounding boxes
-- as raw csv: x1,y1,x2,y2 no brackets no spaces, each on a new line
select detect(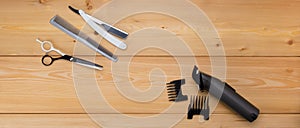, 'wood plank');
0,0,299,56
0,57,299,114
0,114,298,128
